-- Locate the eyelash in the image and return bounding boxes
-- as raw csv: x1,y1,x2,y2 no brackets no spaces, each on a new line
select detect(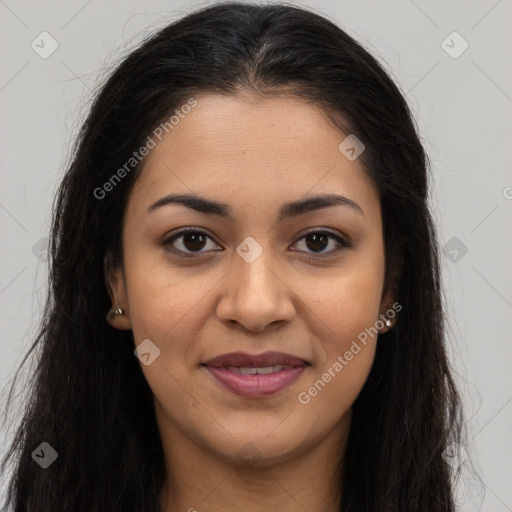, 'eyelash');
161,227,352,260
